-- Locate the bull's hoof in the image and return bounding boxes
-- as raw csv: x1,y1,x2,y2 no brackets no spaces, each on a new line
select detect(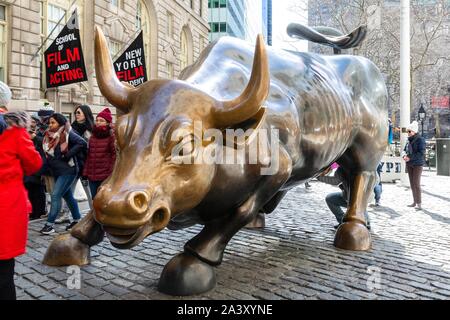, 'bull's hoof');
334,221,371,251
42,233,90,266
158,252,216,296
245,212,265,229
